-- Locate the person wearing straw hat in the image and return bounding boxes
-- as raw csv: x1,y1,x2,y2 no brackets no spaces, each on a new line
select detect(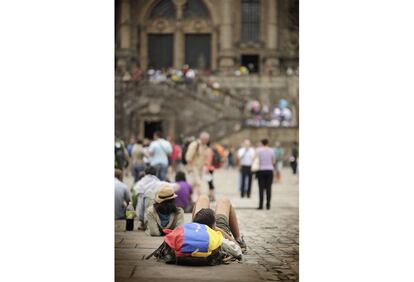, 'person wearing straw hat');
144,185,184,236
